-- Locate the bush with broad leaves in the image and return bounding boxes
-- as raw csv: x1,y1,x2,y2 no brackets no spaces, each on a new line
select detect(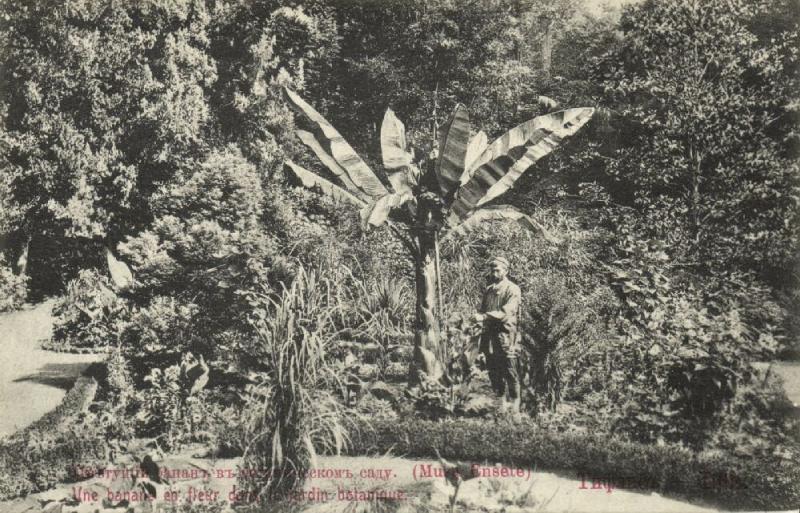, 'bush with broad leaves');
50,268,121,351
601,236,787,448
